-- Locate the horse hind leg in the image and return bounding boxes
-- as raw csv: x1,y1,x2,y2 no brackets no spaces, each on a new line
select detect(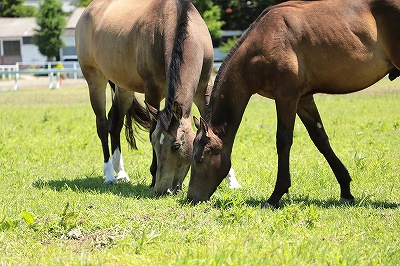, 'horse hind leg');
86,69,115,184
297,96,354,202
108,83,135,182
